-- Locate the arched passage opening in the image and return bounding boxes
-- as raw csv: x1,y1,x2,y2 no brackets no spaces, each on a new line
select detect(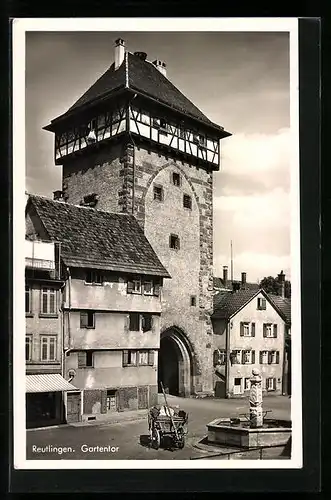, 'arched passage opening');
158,327,196,397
